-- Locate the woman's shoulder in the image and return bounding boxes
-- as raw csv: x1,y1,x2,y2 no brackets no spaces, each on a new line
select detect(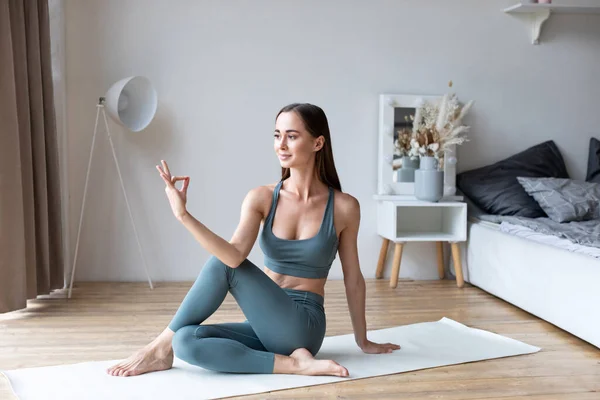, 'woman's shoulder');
245,183,277,204
241,184,278,222
332,189,360,222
